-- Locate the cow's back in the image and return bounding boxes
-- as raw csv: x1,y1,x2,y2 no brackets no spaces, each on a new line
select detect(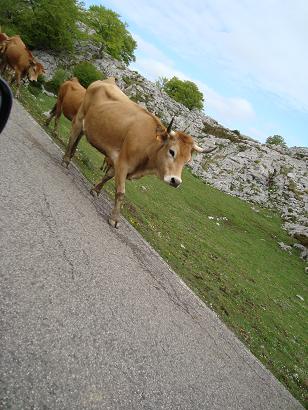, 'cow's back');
82,80,161,159
4,36,31,70
60,80,86,120
0,32,9,43
85,80,130,108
